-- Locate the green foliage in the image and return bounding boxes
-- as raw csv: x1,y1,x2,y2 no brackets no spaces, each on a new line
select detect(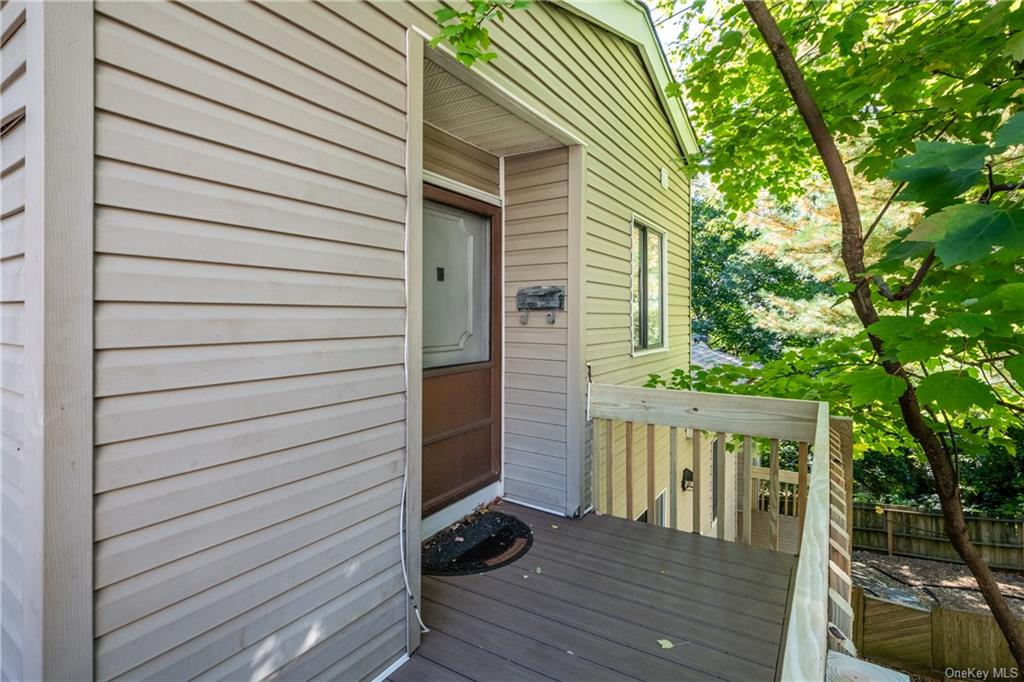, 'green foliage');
842,367,907,406
665,0,1024,209
652,0,1024,518
690,196,833,359
431,0,530,66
